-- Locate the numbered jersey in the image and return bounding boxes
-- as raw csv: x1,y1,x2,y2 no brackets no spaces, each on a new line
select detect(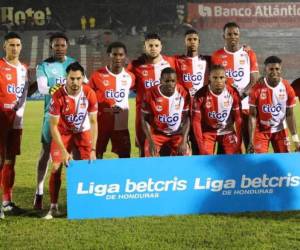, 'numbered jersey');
36,56,76,113
193,85,241,135
175,55,210,97
211,47,258,109
249,78,296,133
49,85,98,134
142,84,189,135
0,58,28,128
128,55,175,109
